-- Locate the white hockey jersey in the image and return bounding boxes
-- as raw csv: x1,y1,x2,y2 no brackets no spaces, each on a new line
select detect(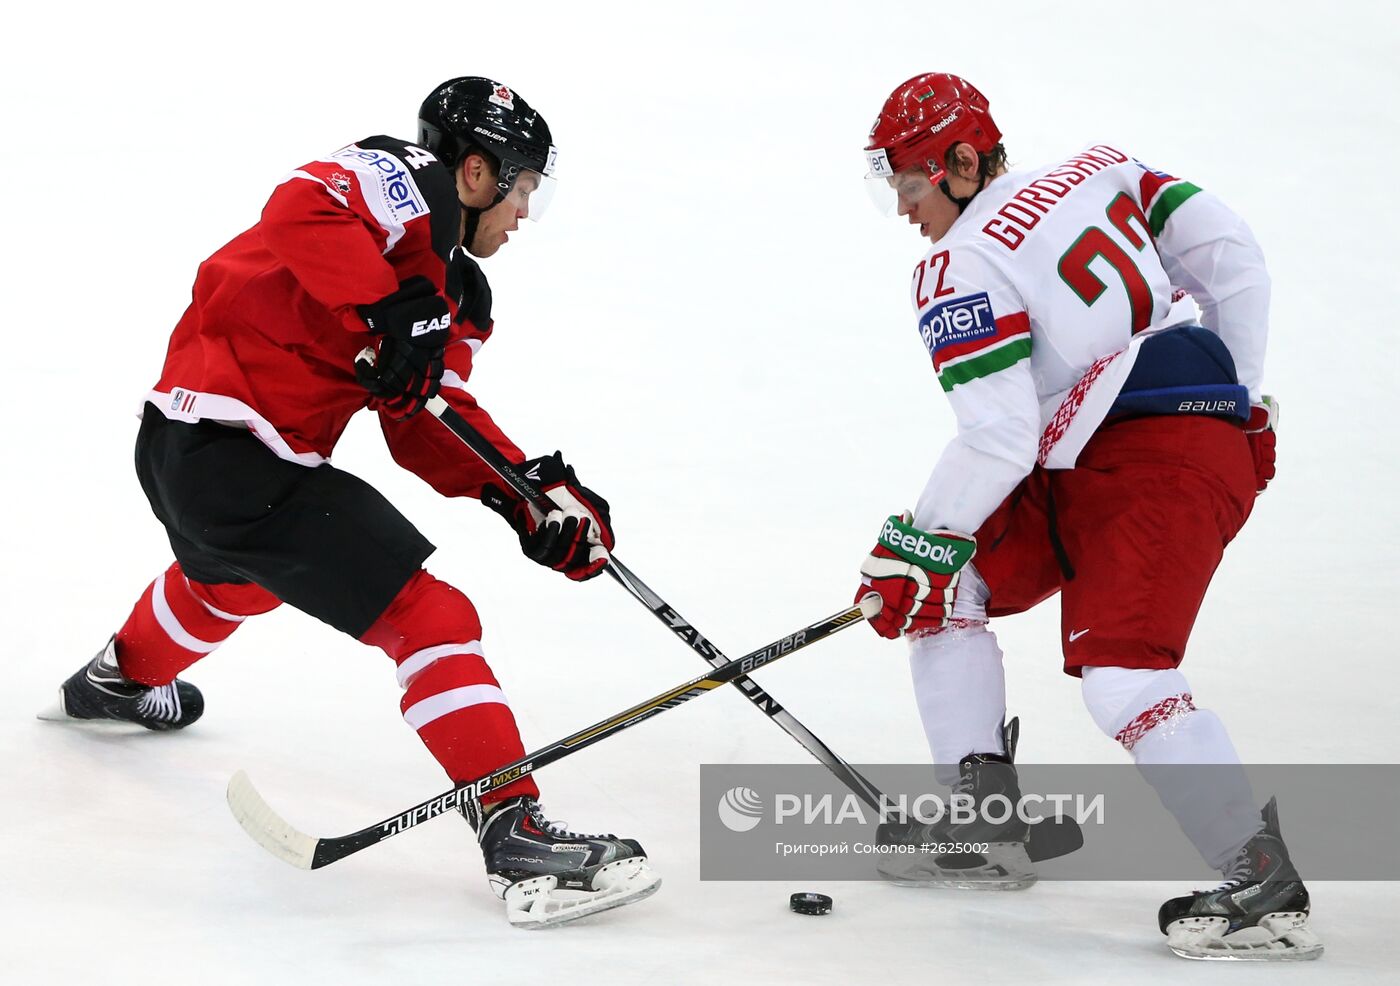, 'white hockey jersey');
909,143,1270,534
